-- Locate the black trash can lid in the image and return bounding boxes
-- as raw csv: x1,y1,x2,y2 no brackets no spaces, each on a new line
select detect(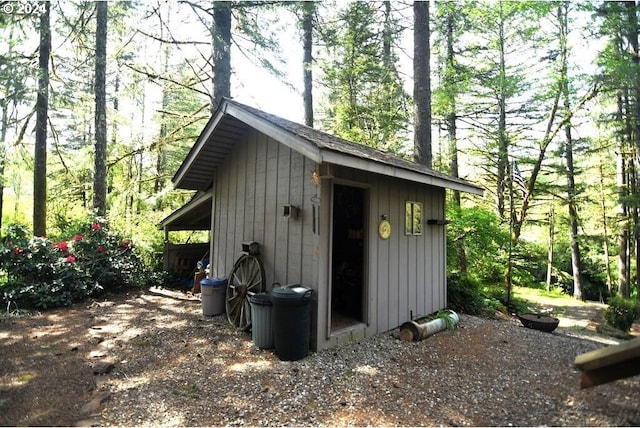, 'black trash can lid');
271,285,312,305
249,292,272,306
